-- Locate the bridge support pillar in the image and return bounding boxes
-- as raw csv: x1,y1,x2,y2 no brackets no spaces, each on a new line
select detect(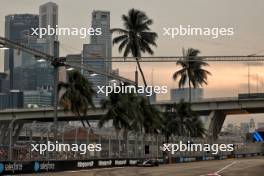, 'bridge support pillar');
207,110,226,141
